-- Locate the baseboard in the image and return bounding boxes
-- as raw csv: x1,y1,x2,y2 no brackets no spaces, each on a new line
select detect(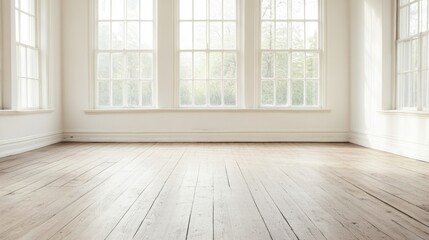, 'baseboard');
0,131,63,158
350,132,429,163
62,131,350,143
